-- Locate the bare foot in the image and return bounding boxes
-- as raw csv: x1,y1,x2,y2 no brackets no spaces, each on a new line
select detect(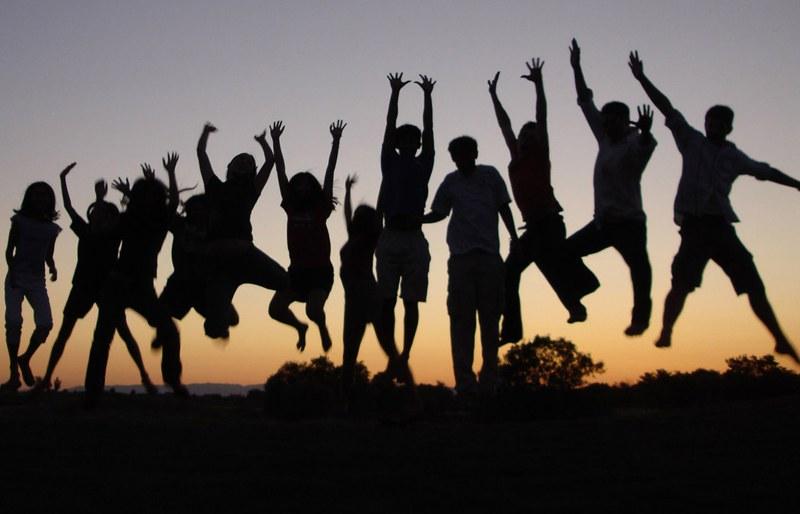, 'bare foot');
320,325,332,353
296,323,309,352
654,332,672,348
18,355,35,387
142,375,158,395
775,339,800,365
